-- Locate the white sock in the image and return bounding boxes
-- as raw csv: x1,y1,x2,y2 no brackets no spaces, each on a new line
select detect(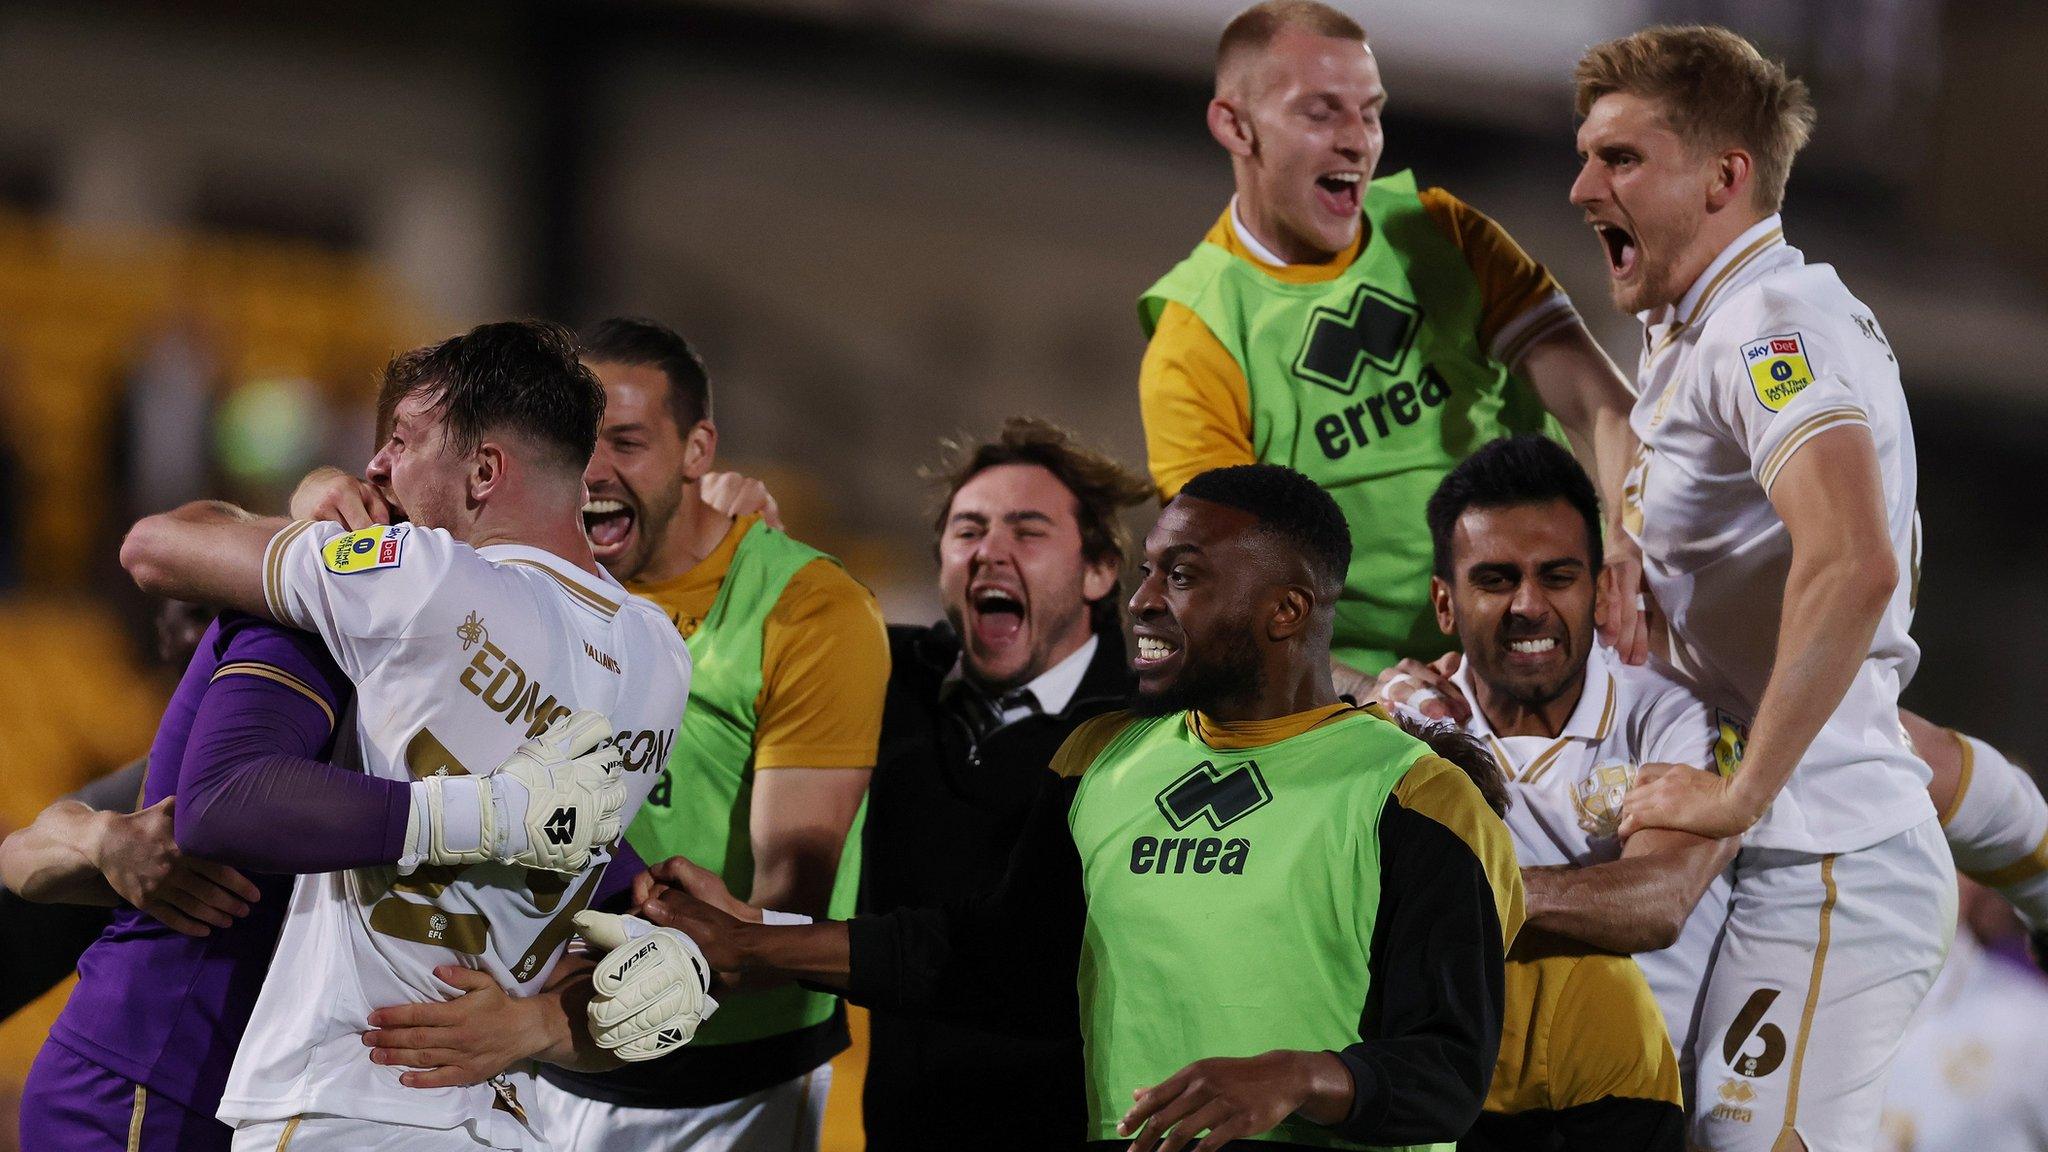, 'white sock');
1942,730,2048,931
